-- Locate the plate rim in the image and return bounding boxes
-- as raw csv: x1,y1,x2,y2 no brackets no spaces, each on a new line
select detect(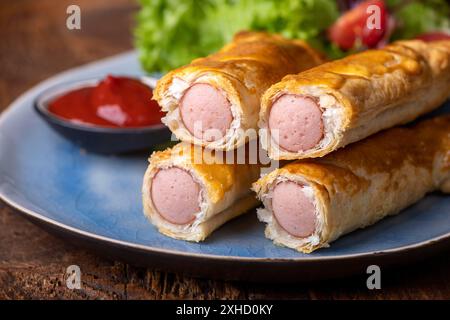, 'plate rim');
1,50,449,263
2,191,450,263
